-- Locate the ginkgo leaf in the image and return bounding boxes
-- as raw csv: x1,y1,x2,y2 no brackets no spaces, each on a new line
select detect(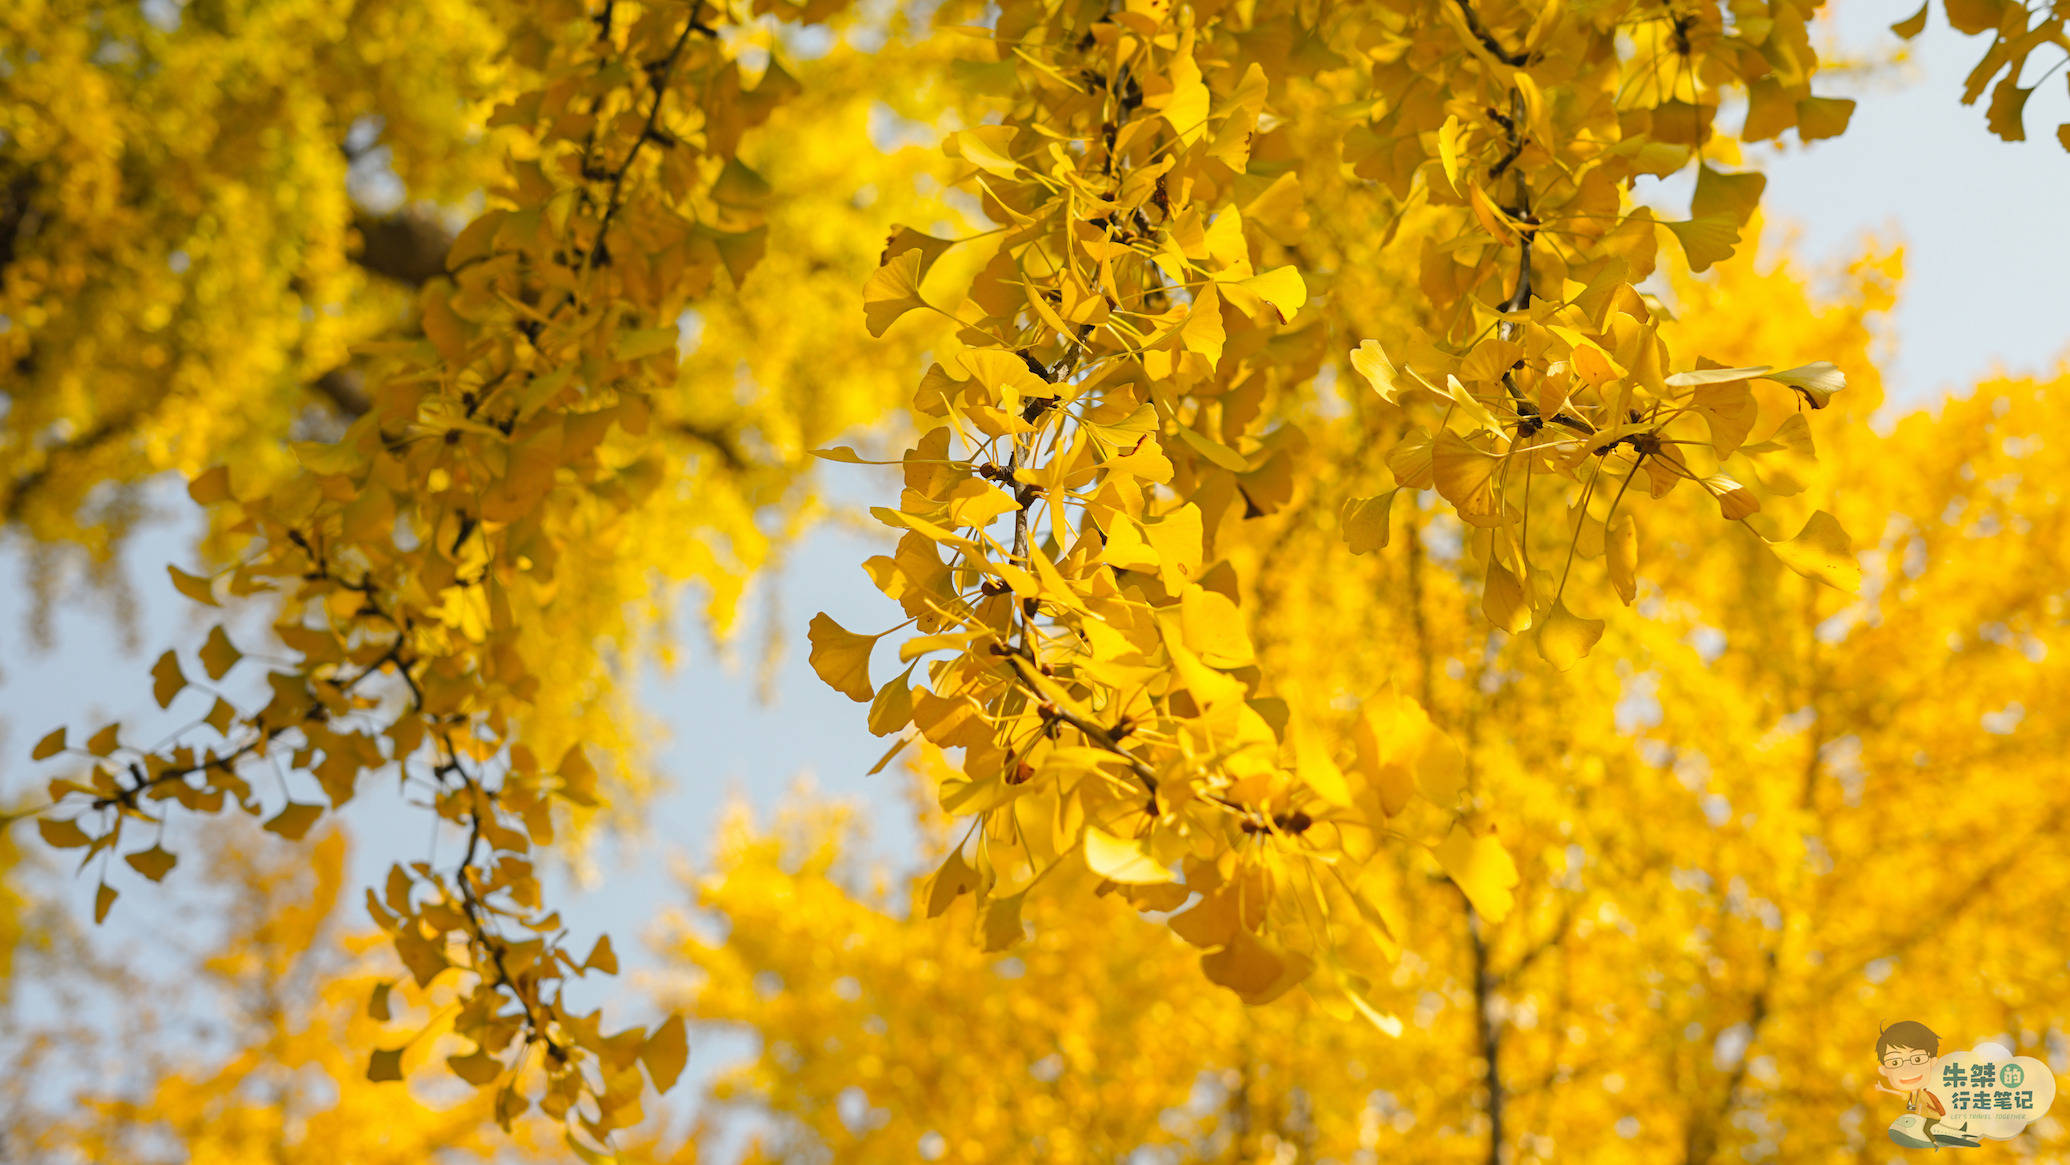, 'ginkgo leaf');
37,817,90,849
199,625,241,681
1292,719,1353,808
1180,586,1254,667
1483,560,1532,633
1666,214,1742,272
641,1015,689,1092
367,1047,407,1083
1437,114,1466,192
583,934,618,974
124,846,178,882
1769,510,1862,592
448,1049,503,1087
85,722,120,756
980,893,1026,952
1181,283,1226,365
1351,340,1403,401
1340,491,1397,554
1768,361,1845,409
1692,165,1767,228
923,846,978,918
1084,826,1172,885
94,883,117,924
1705,474,1761,520
1607,515,1638,604
807,613,879,703
1387,428,1437,489
1535,597,1604,671
1796,95,1856,141
1690,381,1759,457
1665,364,1770,388
1431,431,1503,525
1176,424,1249,472
186,464,231,505
946,124,1021,177
167,564,220,607
150,651,185,710
1434,825,1519,922
1891,2,1927,37
863,249,928,338
1233,266,1306,323
264,802,323,841
1202,931,1312,1004
31,727,66,760
867,668,914,737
